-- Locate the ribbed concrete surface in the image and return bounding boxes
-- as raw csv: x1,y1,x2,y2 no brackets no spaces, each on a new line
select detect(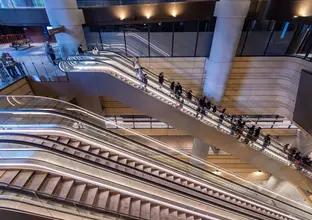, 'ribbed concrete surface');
223,57,312,120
